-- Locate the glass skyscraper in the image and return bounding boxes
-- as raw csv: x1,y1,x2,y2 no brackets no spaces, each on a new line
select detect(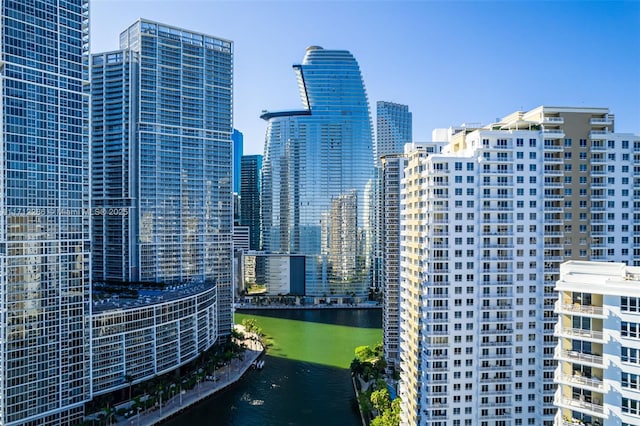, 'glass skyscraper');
0,1,91,424
261,46,374,297
91,20,234,336
232,129,243,194
376,101,412,161
240,154,263,251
